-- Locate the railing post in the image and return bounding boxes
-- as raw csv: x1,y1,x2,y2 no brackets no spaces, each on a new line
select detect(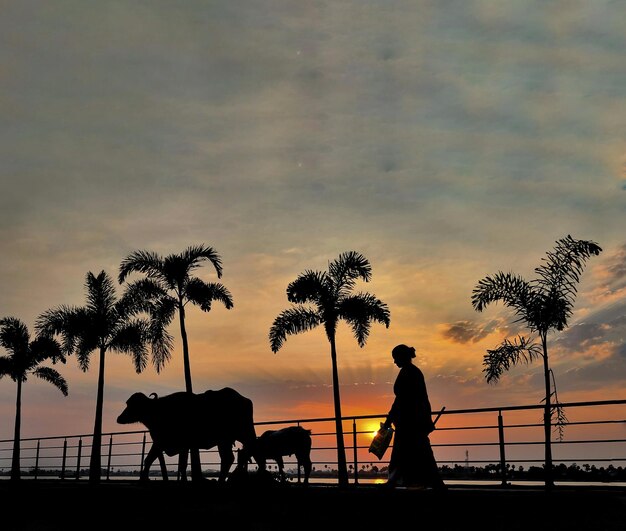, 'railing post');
61,438,67,480
140,432,147,477
34,439,40,480
106,435,113,481
75,438,82,480
498,410,507,486
352,418,359,485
